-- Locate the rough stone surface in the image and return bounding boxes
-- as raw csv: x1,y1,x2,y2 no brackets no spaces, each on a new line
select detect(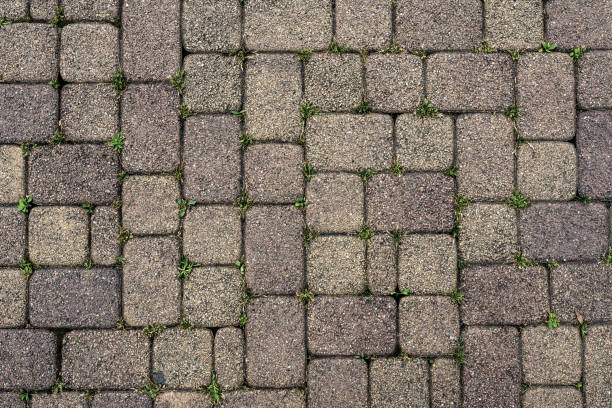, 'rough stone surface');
0,23,58,81
484,0,543,50
29,0,56,19
0,145,24,203
304,53,363,111
0,85,58,143
523,388,582,408
0,1,27,19
577,111,612,200
335,0,391,50
546,0,612,49
122,176,180,235
154,392,211,408
367,233,396,295
62,0,119,20
0,269,26,328
90,392,152,408
61,84,119,142
396,114,453,171
214,327,244,390
91,206,120,266
221,390,305,408
585,325,612,408
0,329,56,390
0,393,24,408
518,142,577,200
31,392,88,408
431,358,461,408
365,54,422,113
0,209,25,266
577,51,612,109
181,0,241,52
307,358,368,408
399,234,456,294
183,206,241,265
370,358,429,408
